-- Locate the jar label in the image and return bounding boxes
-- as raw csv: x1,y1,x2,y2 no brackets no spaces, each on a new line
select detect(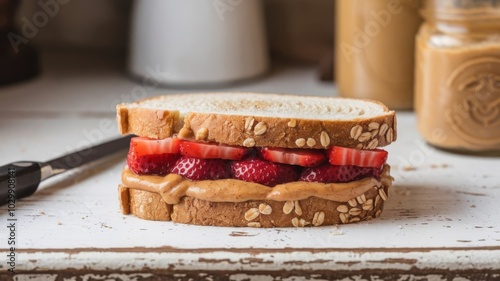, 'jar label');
445,57,500,147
